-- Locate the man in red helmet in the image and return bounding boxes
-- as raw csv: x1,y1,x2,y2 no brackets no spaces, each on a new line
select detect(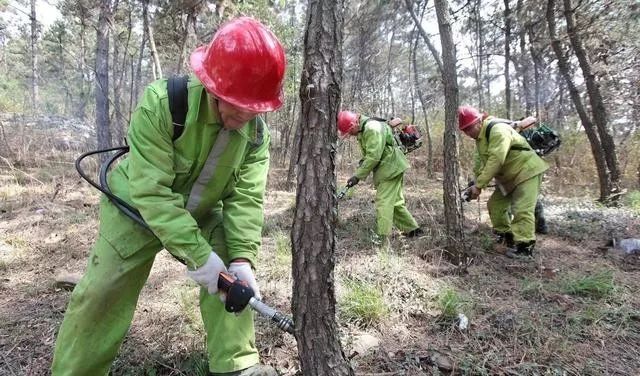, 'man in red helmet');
52,18,285,376
458,106,548,258
337,111,422,246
